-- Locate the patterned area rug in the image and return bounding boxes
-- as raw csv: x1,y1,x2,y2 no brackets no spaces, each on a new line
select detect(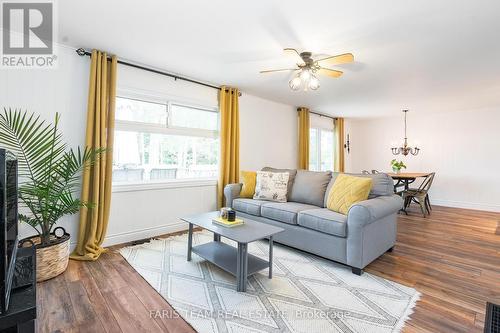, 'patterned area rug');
120,231,420,333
